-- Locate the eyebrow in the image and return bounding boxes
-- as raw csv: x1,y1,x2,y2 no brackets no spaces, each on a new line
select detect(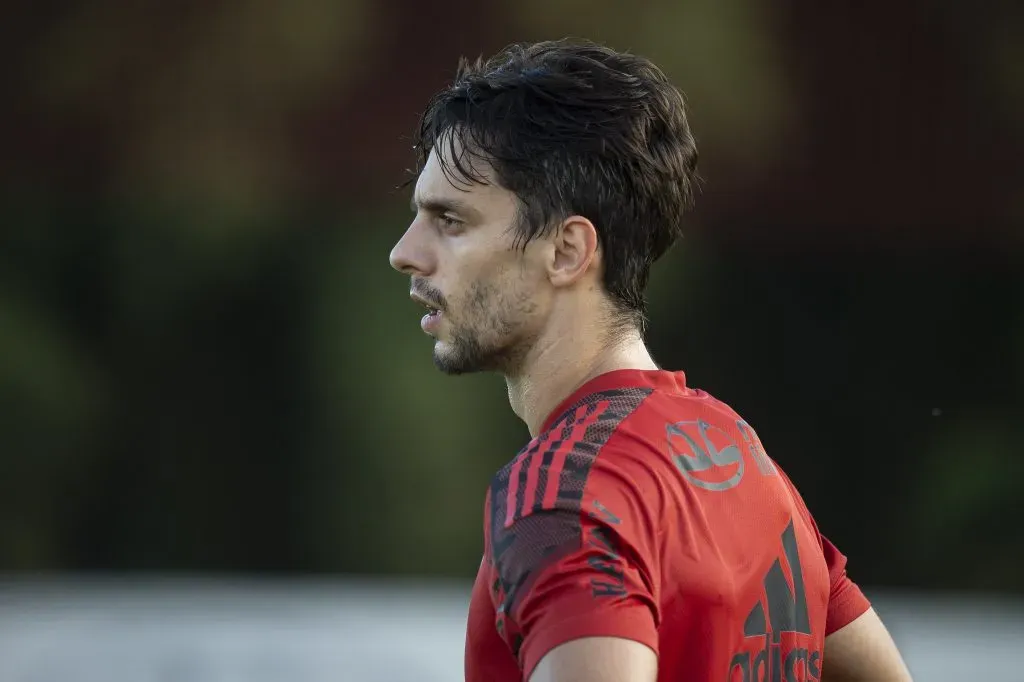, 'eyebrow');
410,195,480,220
